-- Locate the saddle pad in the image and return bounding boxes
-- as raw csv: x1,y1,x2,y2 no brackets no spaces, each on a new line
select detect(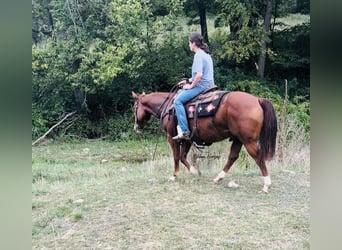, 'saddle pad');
186,91,227,119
